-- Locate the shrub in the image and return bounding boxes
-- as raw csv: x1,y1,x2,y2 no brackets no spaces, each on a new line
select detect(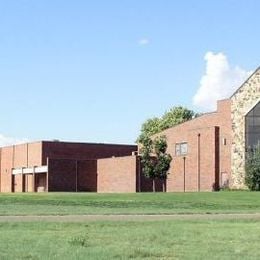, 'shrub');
245,145,260,191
